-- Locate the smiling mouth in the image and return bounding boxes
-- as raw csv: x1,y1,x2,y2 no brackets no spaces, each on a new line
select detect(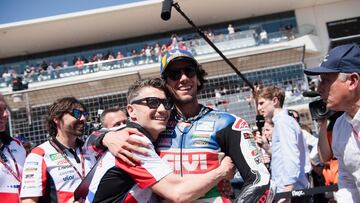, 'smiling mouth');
178,84,192,91
153,116,168,121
